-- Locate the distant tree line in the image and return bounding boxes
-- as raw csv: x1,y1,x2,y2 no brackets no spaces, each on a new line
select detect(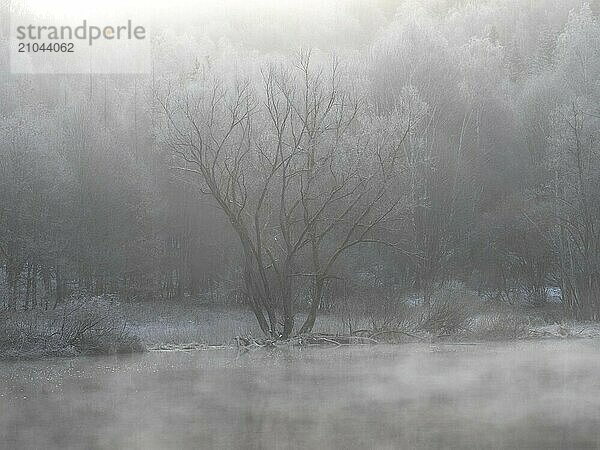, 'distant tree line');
1,1,600,333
